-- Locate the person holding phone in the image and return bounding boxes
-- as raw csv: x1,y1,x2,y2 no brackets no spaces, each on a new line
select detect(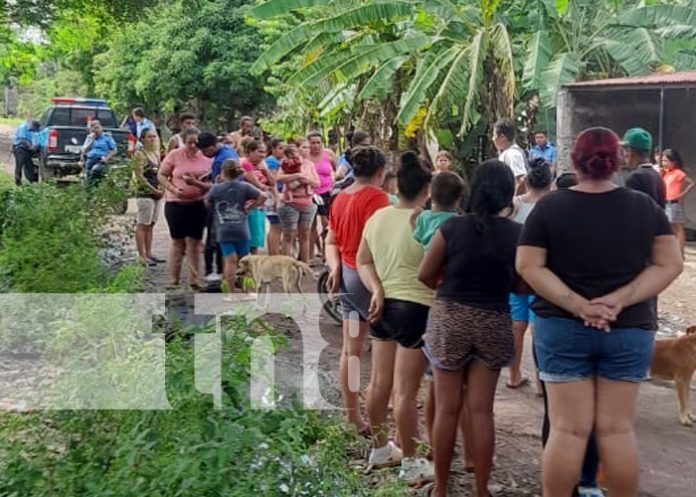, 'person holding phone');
157,127,212,289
